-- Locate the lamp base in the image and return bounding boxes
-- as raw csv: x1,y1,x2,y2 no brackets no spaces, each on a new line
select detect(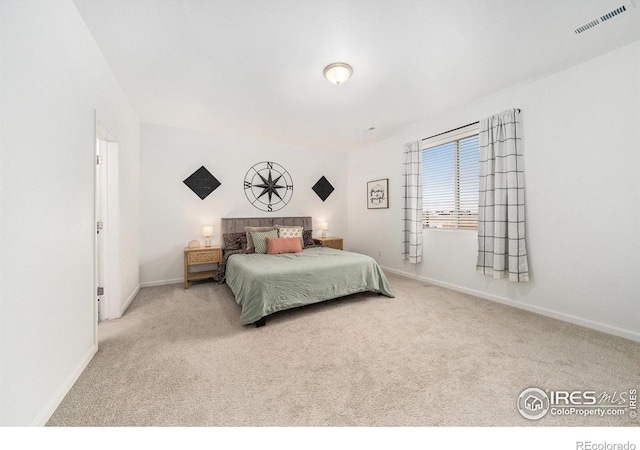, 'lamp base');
321,231,326,238
205,238,211,247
